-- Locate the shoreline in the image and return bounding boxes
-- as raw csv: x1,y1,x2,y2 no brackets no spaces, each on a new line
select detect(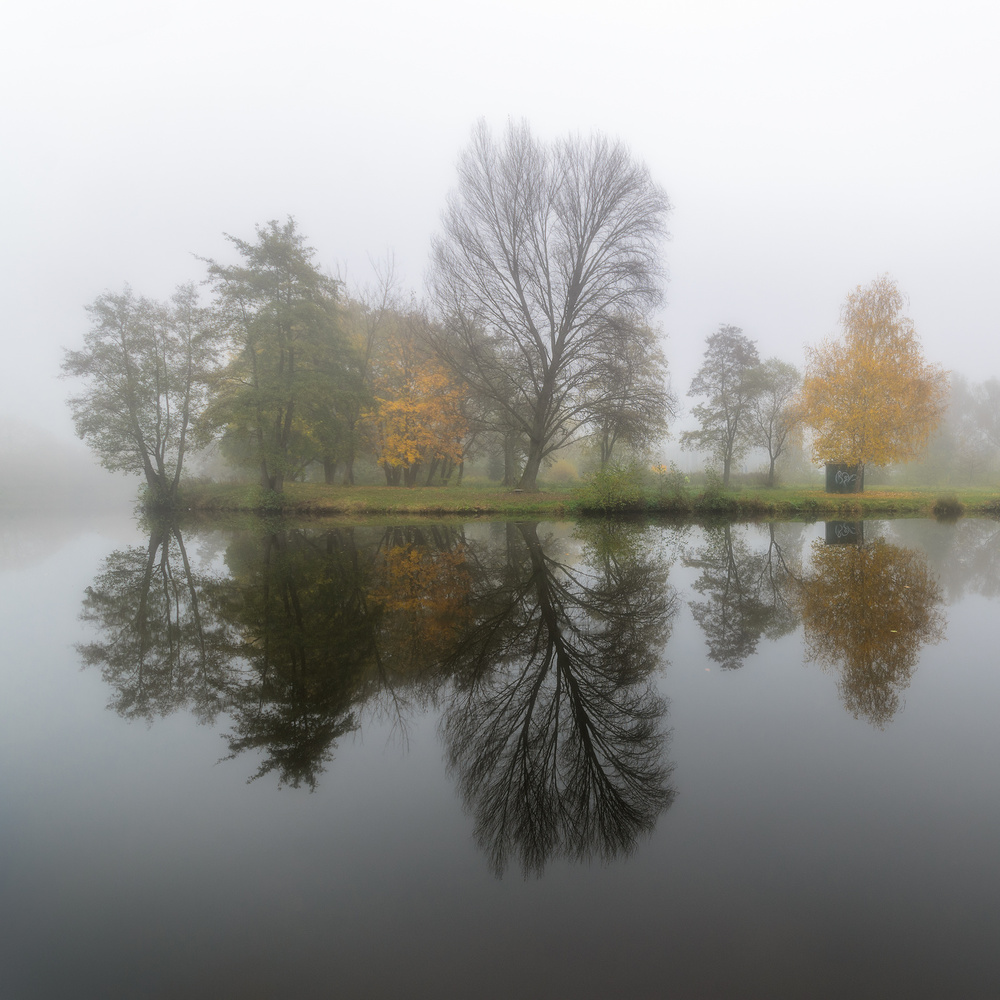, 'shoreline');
169,481,1000,522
